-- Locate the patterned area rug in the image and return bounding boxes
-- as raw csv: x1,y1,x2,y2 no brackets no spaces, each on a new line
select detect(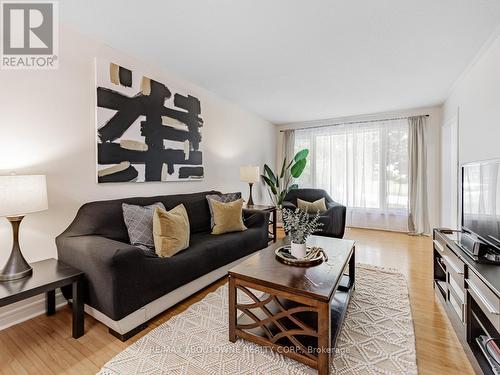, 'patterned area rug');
98,265,417,375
